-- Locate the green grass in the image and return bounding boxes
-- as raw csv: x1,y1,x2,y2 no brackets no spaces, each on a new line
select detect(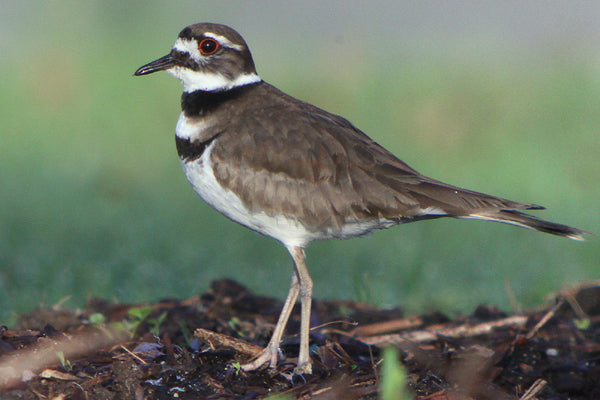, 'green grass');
1,6,598,324
381,347,412,400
